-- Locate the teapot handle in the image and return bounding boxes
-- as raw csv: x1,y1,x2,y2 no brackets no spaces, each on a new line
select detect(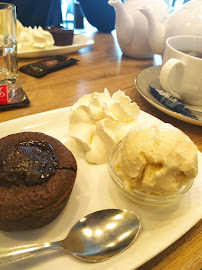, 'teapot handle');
159,58,185,99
